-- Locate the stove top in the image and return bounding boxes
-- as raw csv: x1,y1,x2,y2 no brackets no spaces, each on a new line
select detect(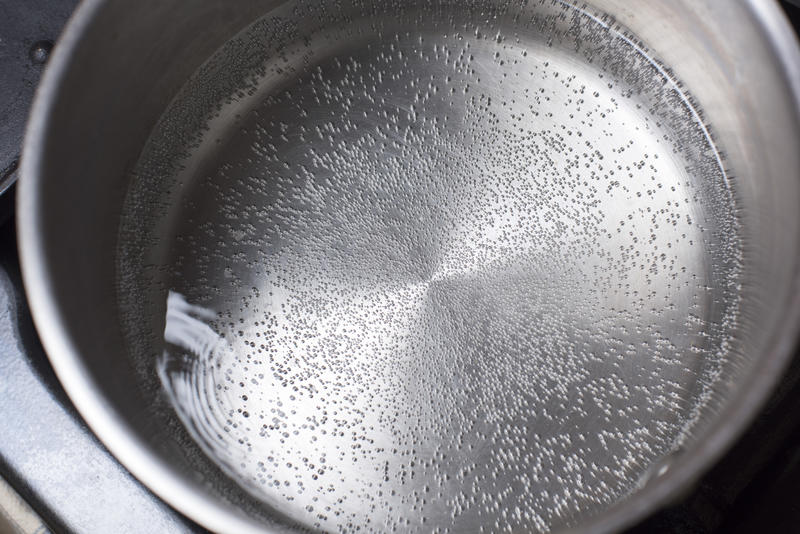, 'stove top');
1,2,799,533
